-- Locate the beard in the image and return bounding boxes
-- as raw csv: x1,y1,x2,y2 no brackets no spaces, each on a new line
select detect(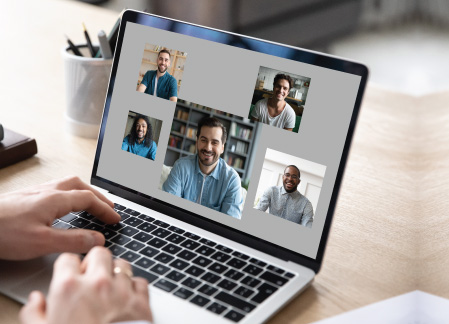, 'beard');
283,180,298,193
158,64,167,73
198,149,219,167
